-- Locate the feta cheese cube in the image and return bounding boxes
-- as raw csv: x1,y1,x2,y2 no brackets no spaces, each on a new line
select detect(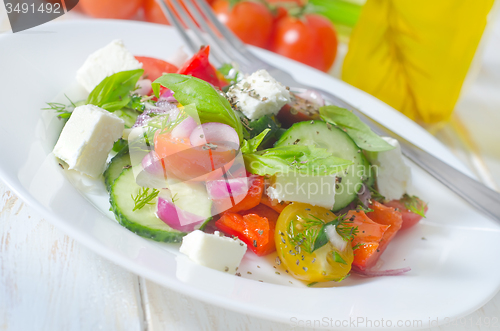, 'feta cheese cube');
227,69,291,120
267,173,336,209
179,230,247,274
365,137,411,201
53,105,124,178
76,40,142,93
